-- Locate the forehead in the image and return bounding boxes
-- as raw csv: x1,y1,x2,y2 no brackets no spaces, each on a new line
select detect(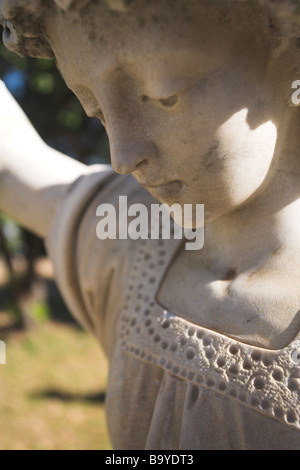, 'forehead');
48,1,263,85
